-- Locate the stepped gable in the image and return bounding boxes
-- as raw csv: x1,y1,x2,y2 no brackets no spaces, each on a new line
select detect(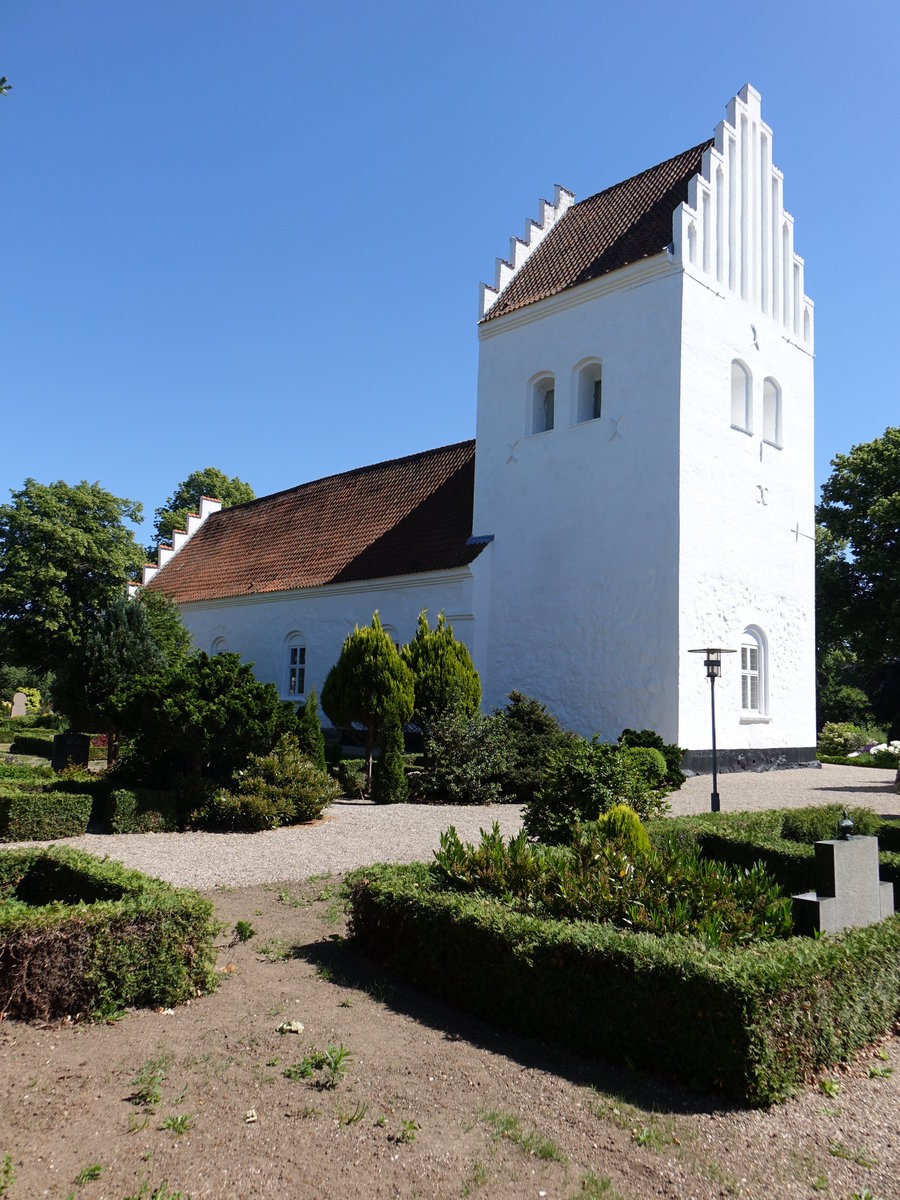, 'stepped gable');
481,140,712,322
145,440,482,604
